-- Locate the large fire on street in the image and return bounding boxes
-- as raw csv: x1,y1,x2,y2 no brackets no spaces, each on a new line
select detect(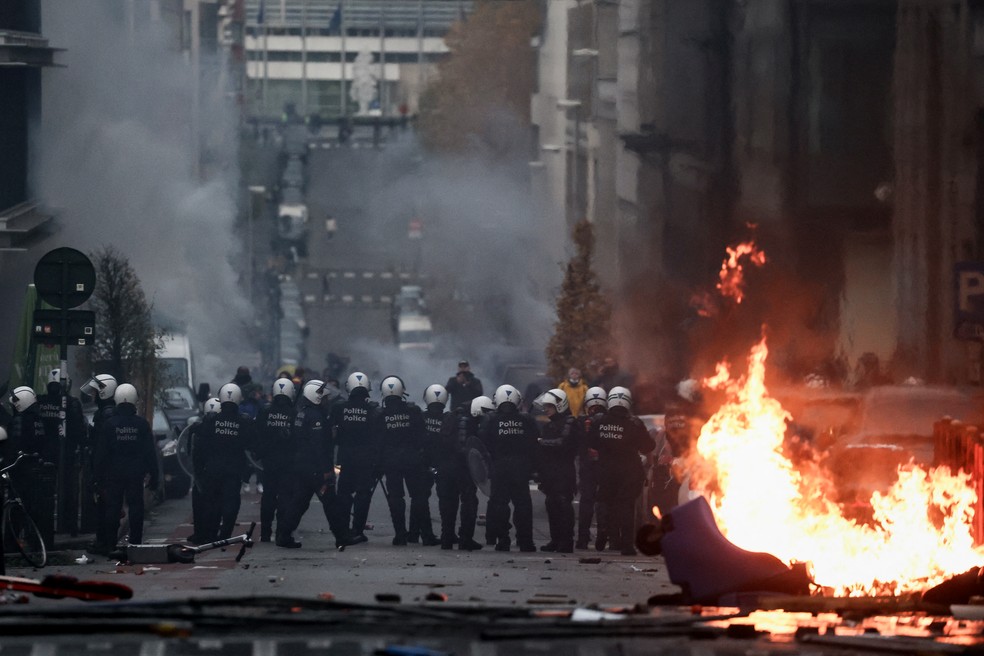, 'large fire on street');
681,337,984,596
